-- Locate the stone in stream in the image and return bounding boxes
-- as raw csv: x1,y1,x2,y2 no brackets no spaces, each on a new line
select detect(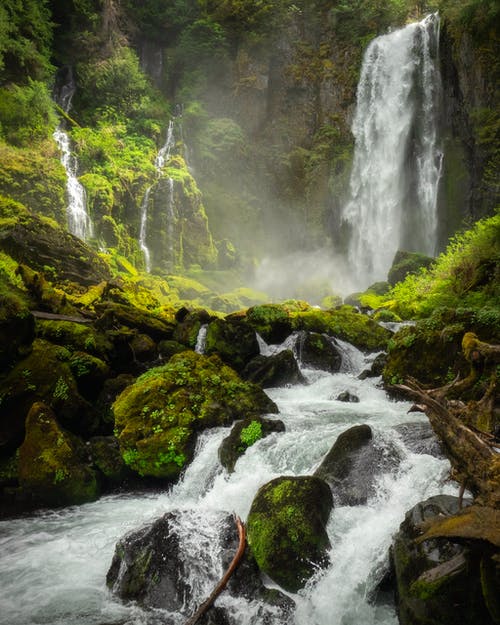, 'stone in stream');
106,511,294,623
314,424,401,506
242,350,306,388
